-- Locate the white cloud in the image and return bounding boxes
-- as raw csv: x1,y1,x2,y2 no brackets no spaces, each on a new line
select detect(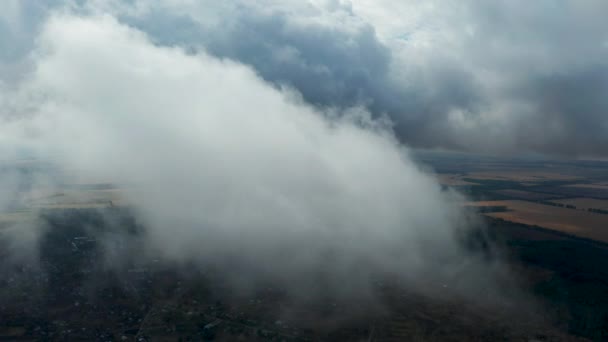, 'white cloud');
0,13,508,299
